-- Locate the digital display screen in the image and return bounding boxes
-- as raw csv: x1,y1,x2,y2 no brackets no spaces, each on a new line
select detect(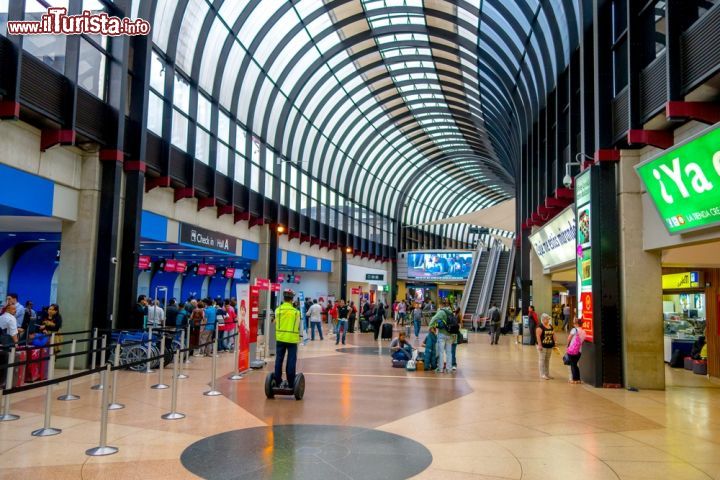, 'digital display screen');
406,252,473,280
175,260,187,273
197,264,208,275
138,255,151,270
164,259,177,272
225,267,236,279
